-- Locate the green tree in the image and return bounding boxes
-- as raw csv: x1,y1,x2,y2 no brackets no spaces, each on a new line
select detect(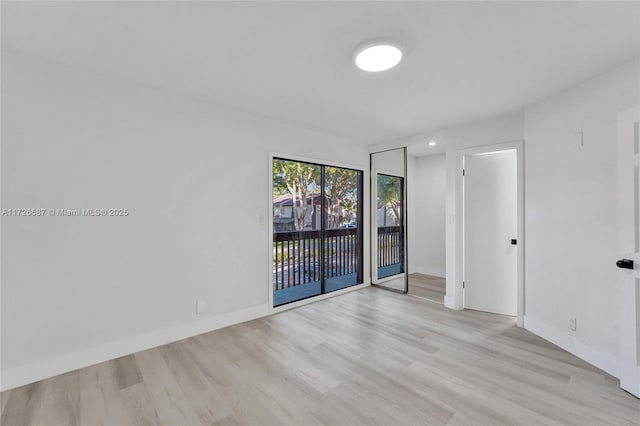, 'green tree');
273,160,320,230
325,167,358,228
377,175,401,225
